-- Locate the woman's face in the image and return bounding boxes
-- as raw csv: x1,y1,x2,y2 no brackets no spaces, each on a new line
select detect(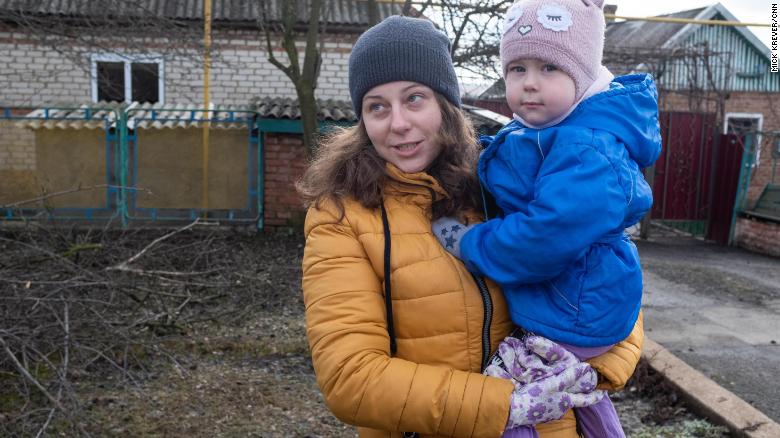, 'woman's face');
362,81,443,173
